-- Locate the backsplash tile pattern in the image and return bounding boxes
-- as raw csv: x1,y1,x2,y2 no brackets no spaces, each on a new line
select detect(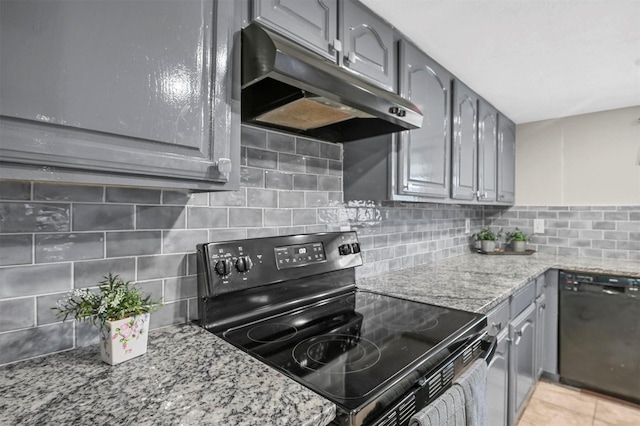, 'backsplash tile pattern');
2,124,636,365
0,125,482,365
485,206,640,260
